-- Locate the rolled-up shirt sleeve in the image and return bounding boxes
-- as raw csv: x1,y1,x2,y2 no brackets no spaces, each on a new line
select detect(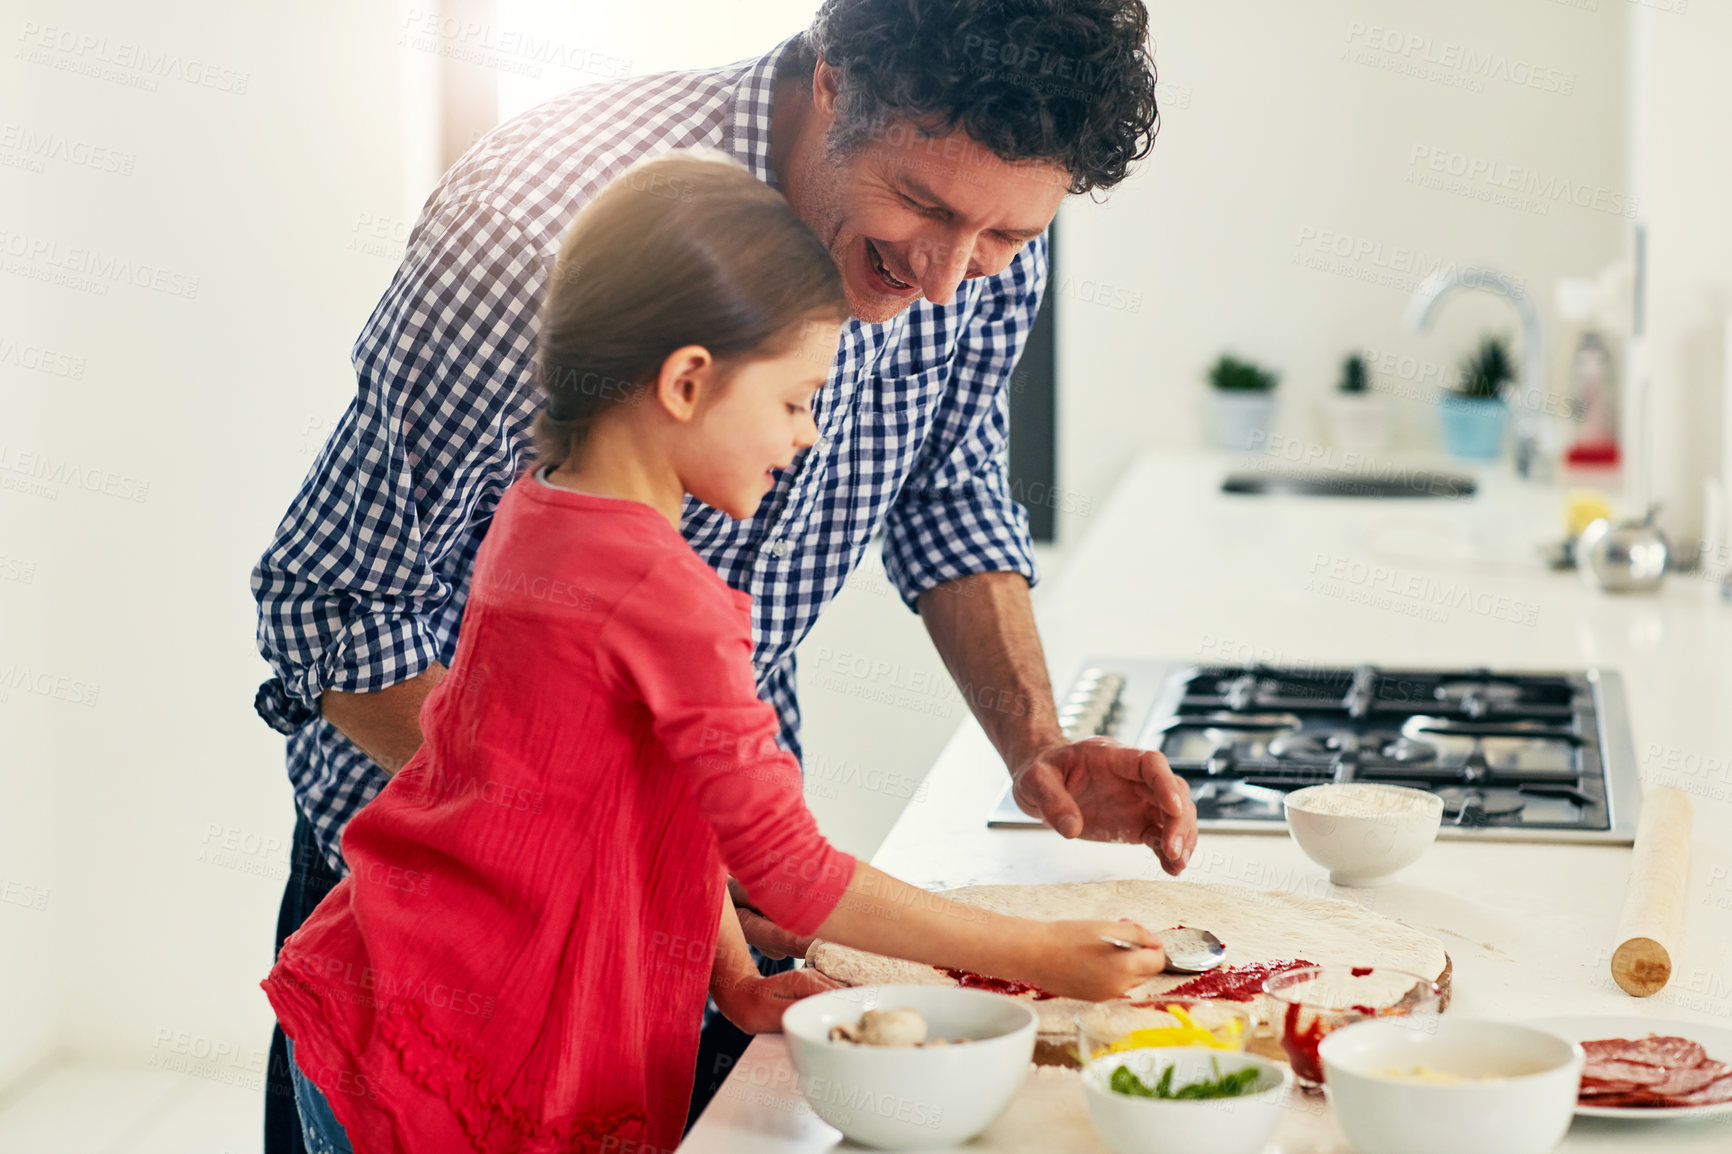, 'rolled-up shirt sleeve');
251,200,543,734
879,233,1046,612
599,558,857,936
